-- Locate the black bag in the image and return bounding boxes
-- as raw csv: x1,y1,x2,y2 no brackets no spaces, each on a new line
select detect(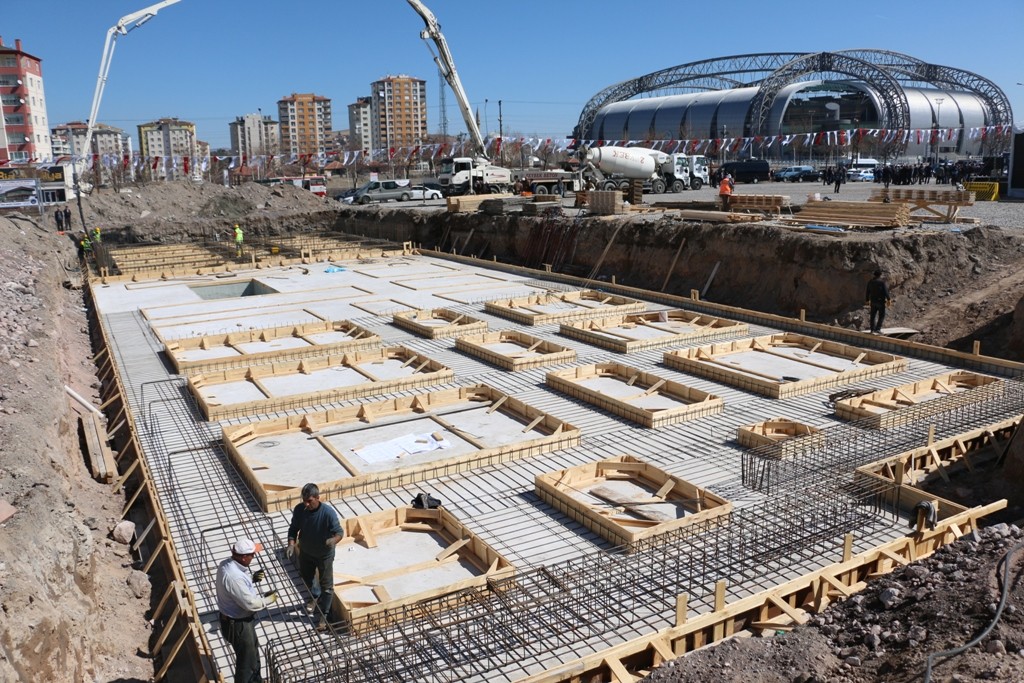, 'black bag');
411,492,442,509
